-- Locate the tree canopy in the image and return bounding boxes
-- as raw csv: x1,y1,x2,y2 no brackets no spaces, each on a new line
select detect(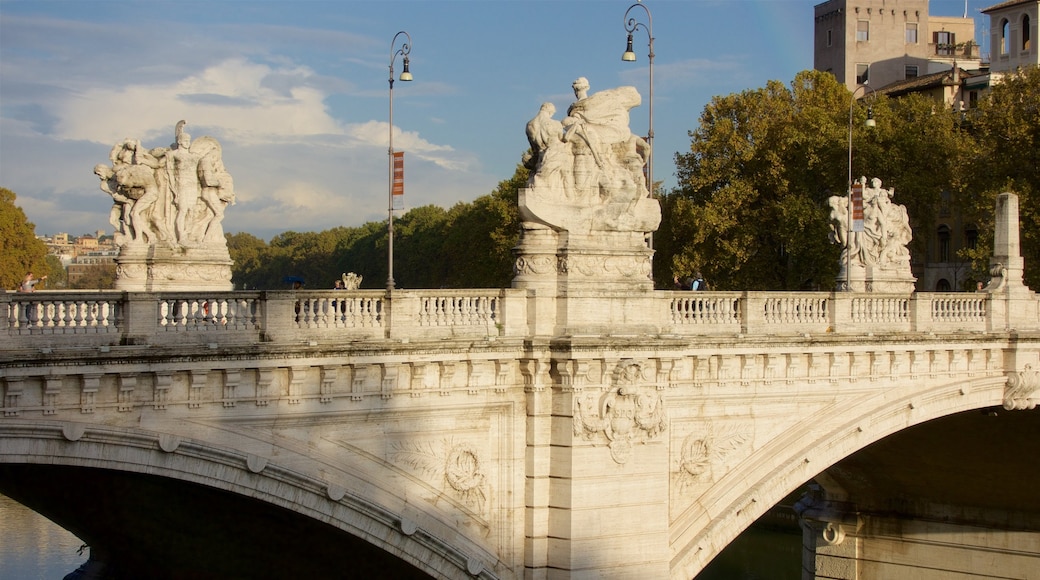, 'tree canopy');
227,165,525,290
659,68,1034,291
960,66,1040,290
0,187,51,291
